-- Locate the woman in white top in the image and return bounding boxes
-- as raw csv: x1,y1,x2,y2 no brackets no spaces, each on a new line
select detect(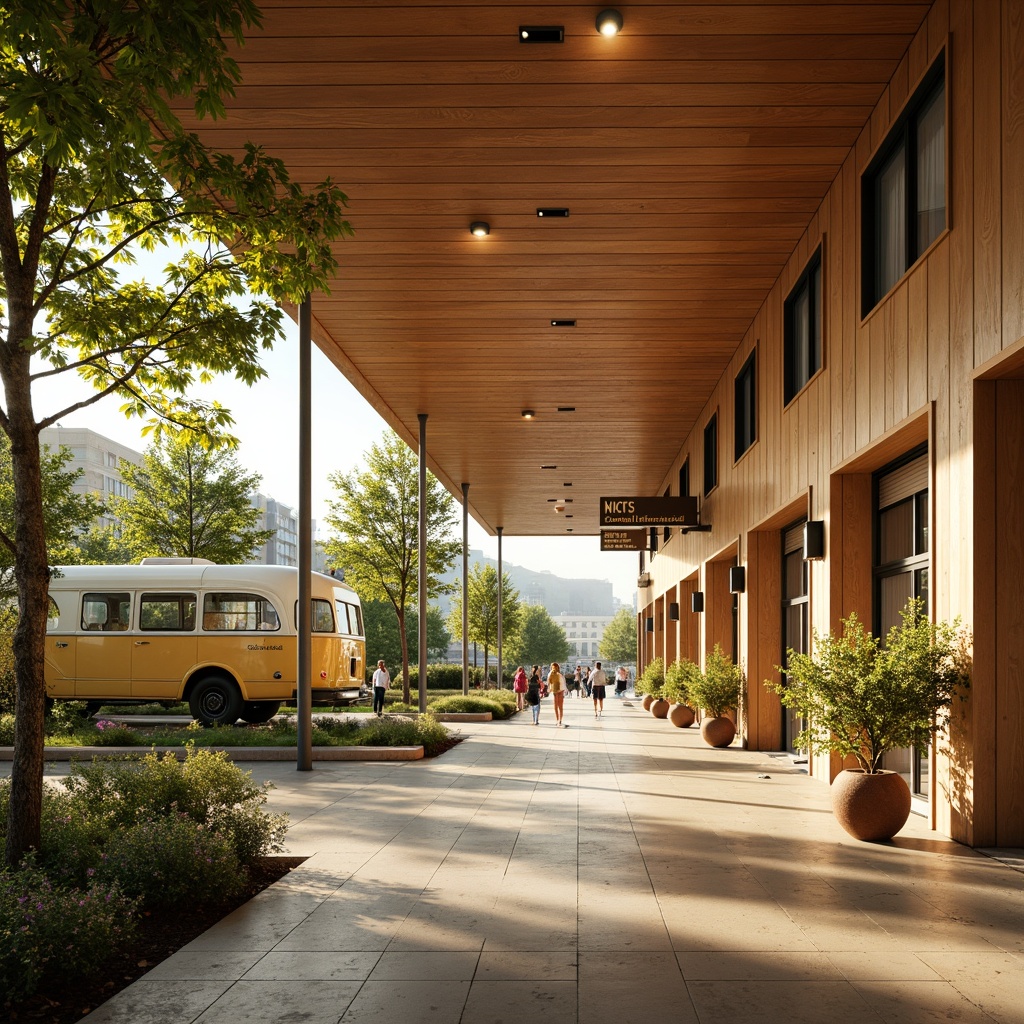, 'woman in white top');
372,659,390,716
